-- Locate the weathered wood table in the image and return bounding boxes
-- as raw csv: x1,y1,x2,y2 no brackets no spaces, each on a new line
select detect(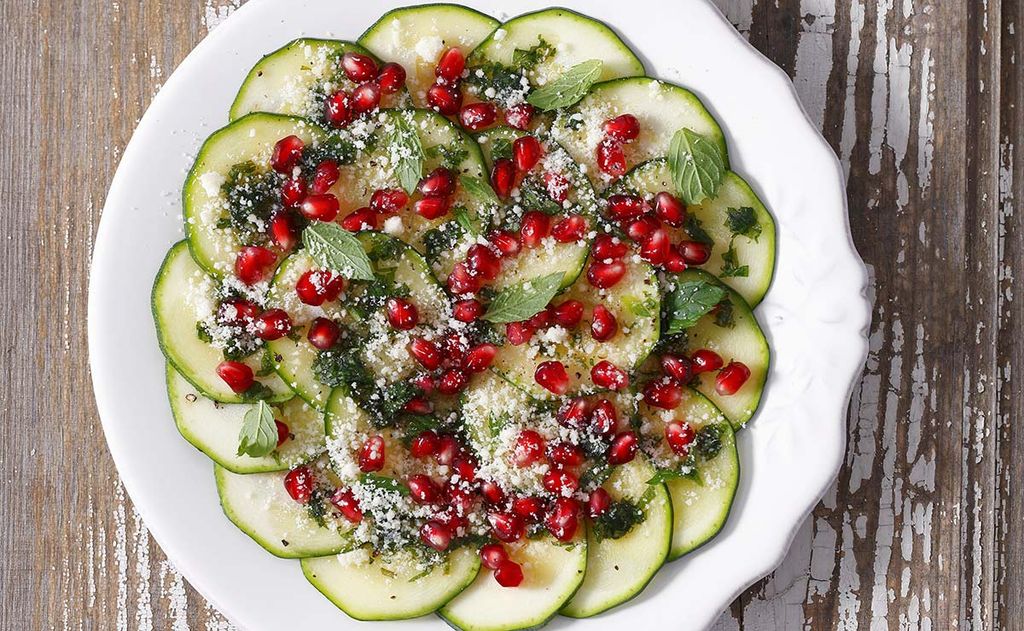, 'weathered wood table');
0,0,1015,628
